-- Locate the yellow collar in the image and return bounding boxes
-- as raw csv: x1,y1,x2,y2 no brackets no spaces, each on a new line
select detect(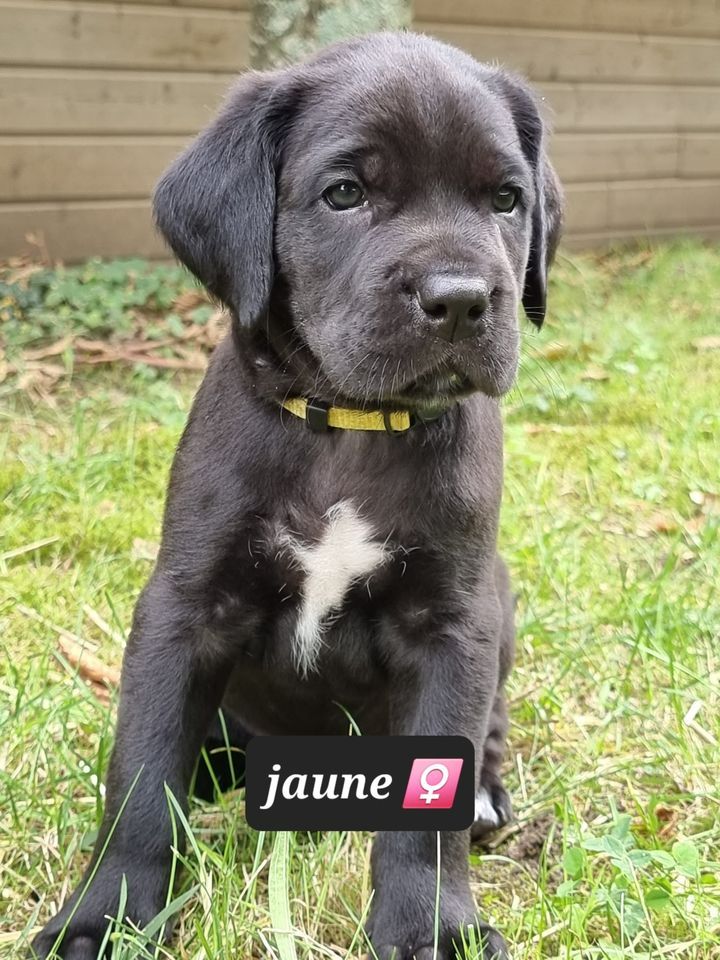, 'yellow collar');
280,397,413,434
